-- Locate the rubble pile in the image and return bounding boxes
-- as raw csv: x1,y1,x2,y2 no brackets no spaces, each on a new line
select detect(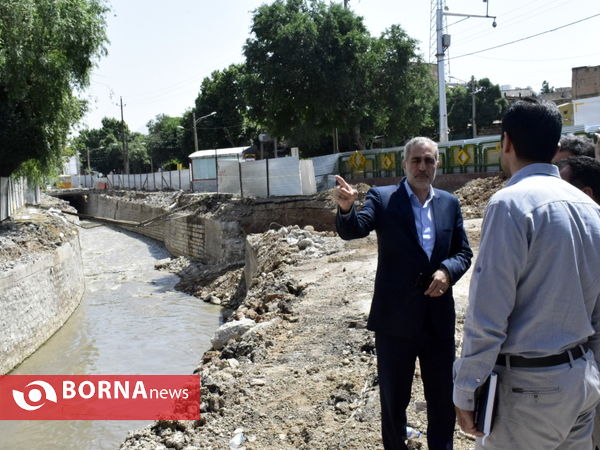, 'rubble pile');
156,226,344,314
104,190,184,209
123,224,477,450
454,175,506,219
156,257,245,309
0,195,78,271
